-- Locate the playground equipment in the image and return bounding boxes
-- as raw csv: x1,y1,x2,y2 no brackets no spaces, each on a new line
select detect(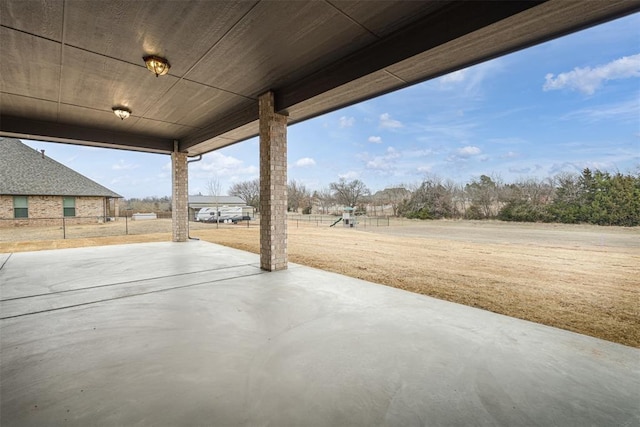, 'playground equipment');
329,207,357,228
329,206,358,228
342,207,356,228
